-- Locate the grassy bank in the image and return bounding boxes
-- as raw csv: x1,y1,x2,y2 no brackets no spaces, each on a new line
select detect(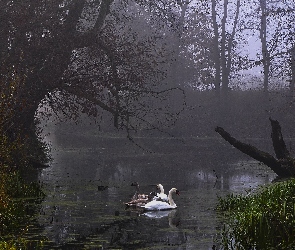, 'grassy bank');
216,178,295,249
0,165,46,249
0,133,47,248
